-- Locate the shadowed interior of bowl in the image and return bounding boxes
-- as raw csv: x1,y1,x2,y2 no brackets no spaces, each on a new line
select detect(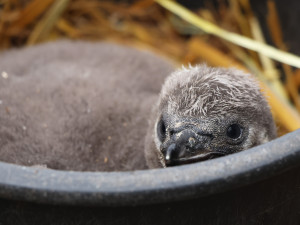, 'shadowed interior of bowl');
0,129,299,207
